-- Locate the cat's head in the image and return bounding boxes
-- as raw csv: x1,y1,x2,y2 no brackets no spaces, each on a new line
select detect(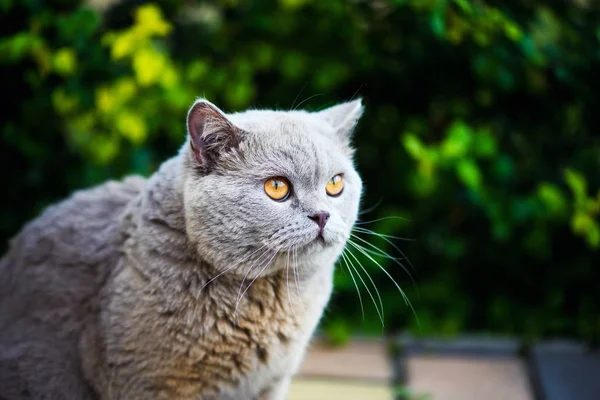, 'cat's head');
181,98,363,278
